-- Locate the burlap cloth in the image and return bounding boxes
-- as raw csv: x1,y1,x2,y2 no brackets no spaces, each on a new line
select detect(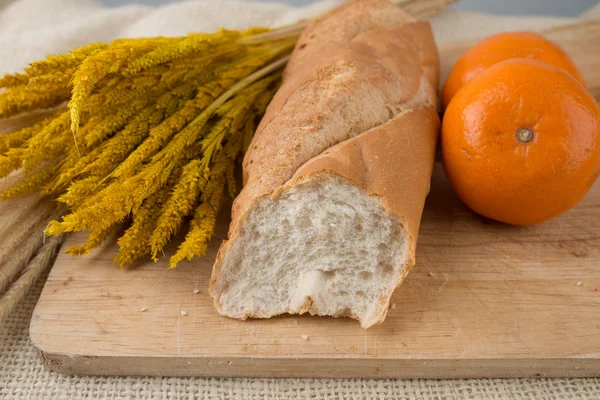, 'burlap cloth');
1,0,600,398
